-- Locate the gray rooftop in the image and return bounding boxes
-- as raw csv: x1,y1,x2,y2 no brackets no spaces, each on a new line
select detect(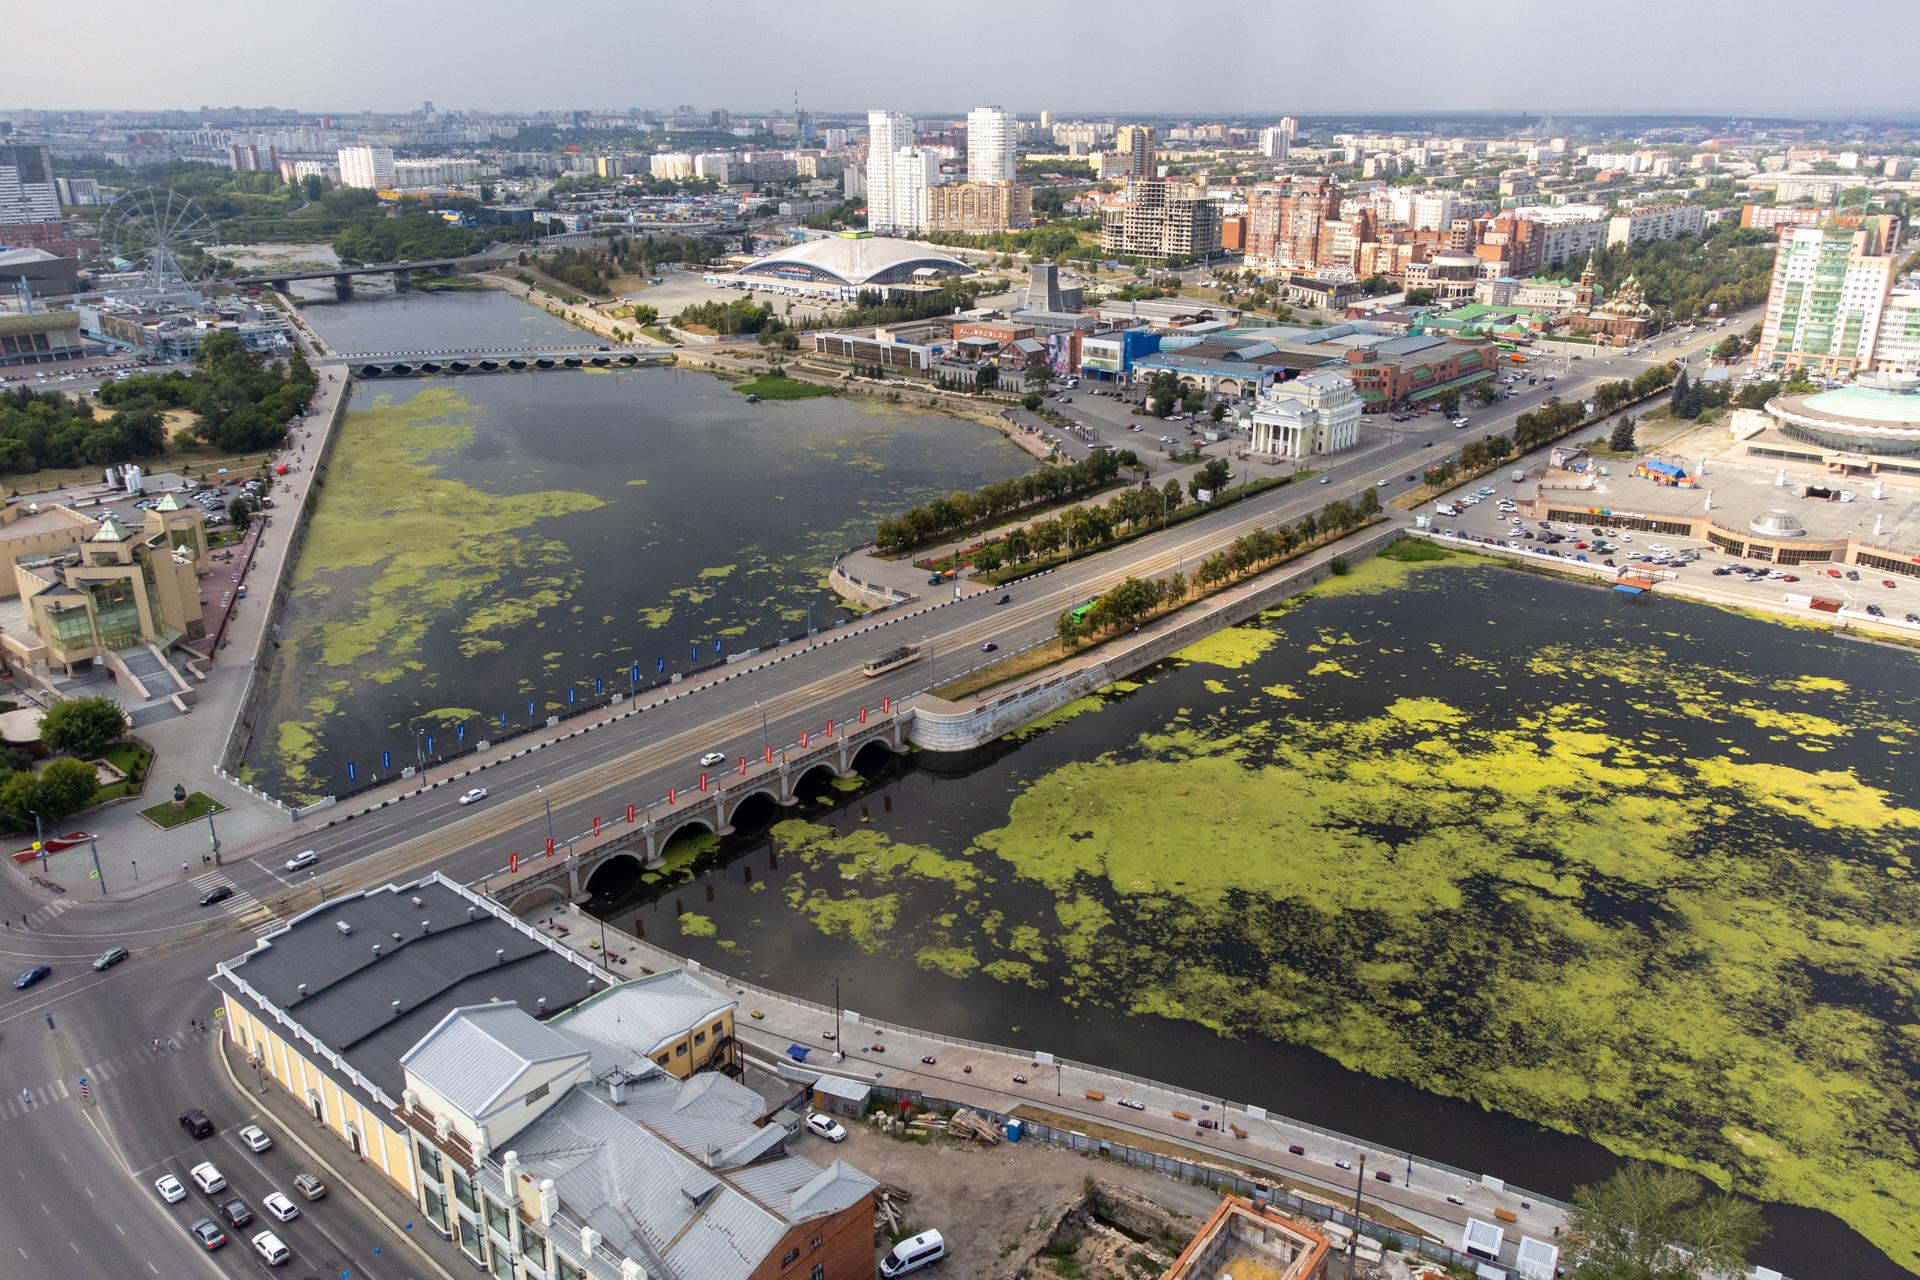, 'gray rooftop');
512,1053,874,1280
213,878,600,1103
549,970,735,1060
402,1001,590,1122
